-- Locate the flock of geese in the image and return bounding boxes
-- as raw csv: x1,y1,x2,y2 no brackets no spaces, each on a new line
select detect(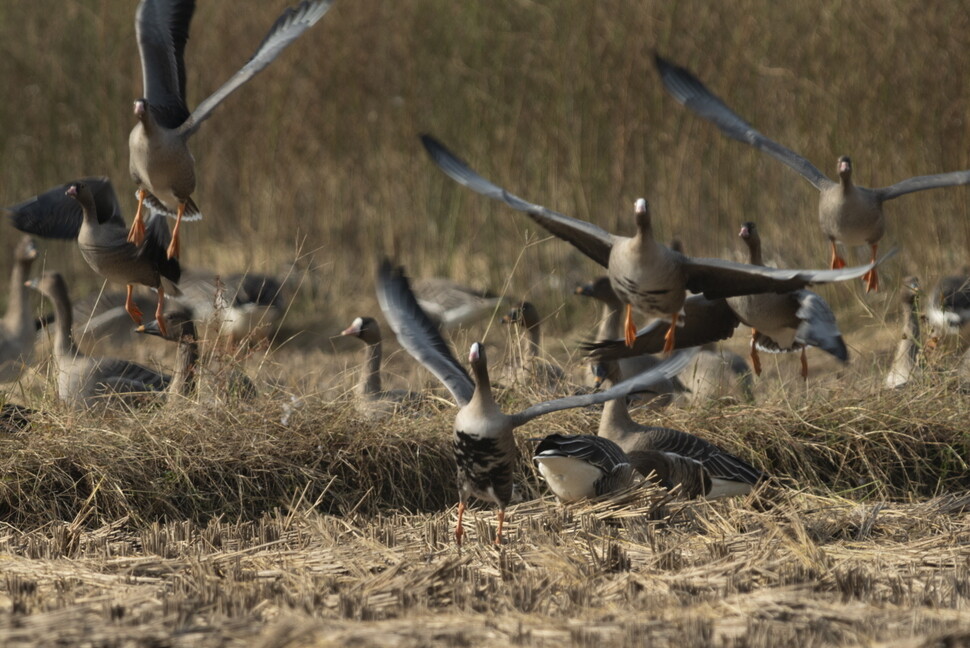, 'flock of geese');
2,2,970,545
